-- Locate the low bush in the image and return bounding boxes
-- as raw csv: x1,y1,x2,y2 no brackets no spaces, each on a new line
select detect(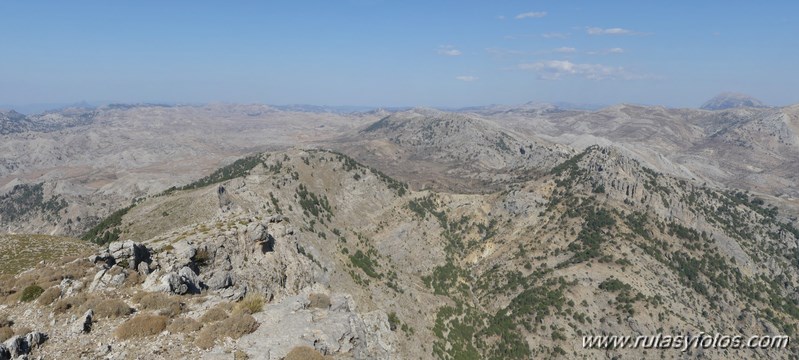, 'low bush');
234,294,265,315
308,293,330,309
0,327,13,342
167,317,202,334
195,313,259,349
136,292,185,317
114,314,168,339
200,307,228,323
20,285,44,302
285,346,325,360
53,293,88,314
94,299,134,318
37,287,61,306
